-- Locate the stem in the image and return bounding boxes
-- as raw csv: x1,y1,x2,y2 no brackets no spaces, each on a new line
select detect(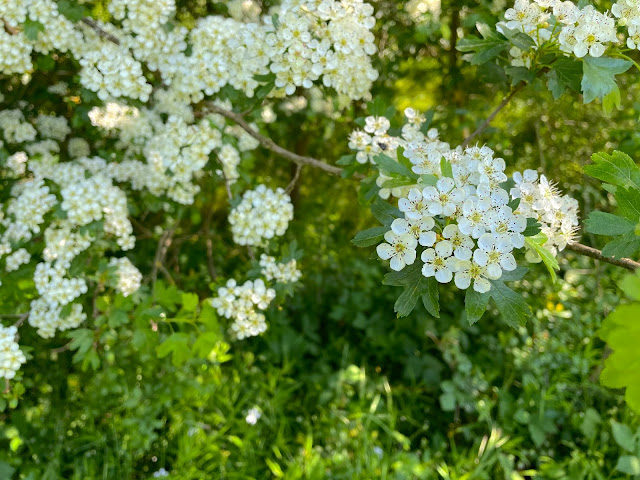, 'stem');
200,103,364,179
612,52,640,74
565,242,640,271
80,18,121,45
461,83,525,148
